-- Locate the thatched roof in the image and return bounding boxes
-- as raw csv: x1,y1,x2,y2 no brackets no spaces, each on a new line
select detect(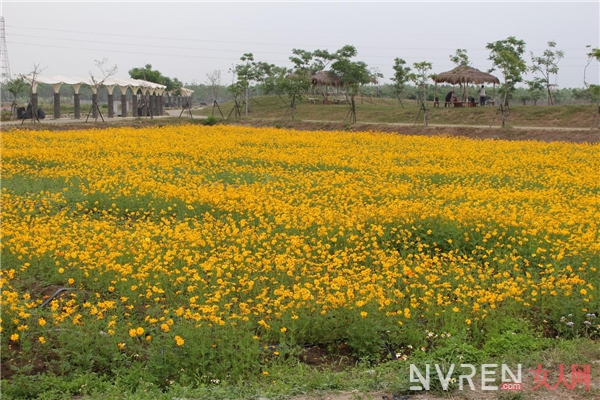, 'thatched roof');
433,66,500,85
310,71,344,87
